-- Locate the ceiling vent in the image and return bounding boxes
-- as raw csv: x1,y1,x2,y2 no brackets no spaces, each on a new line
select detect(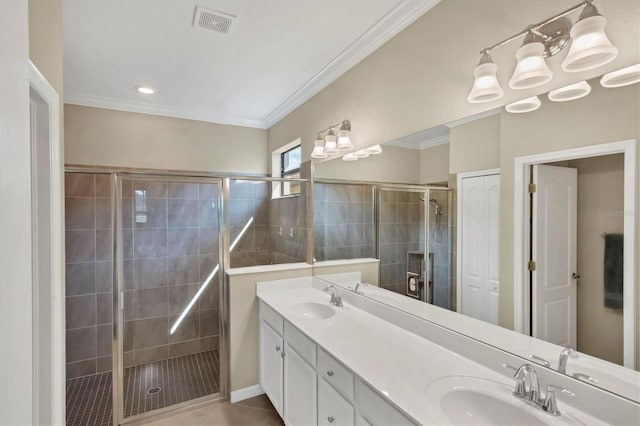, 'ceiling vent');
193,6,236,35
